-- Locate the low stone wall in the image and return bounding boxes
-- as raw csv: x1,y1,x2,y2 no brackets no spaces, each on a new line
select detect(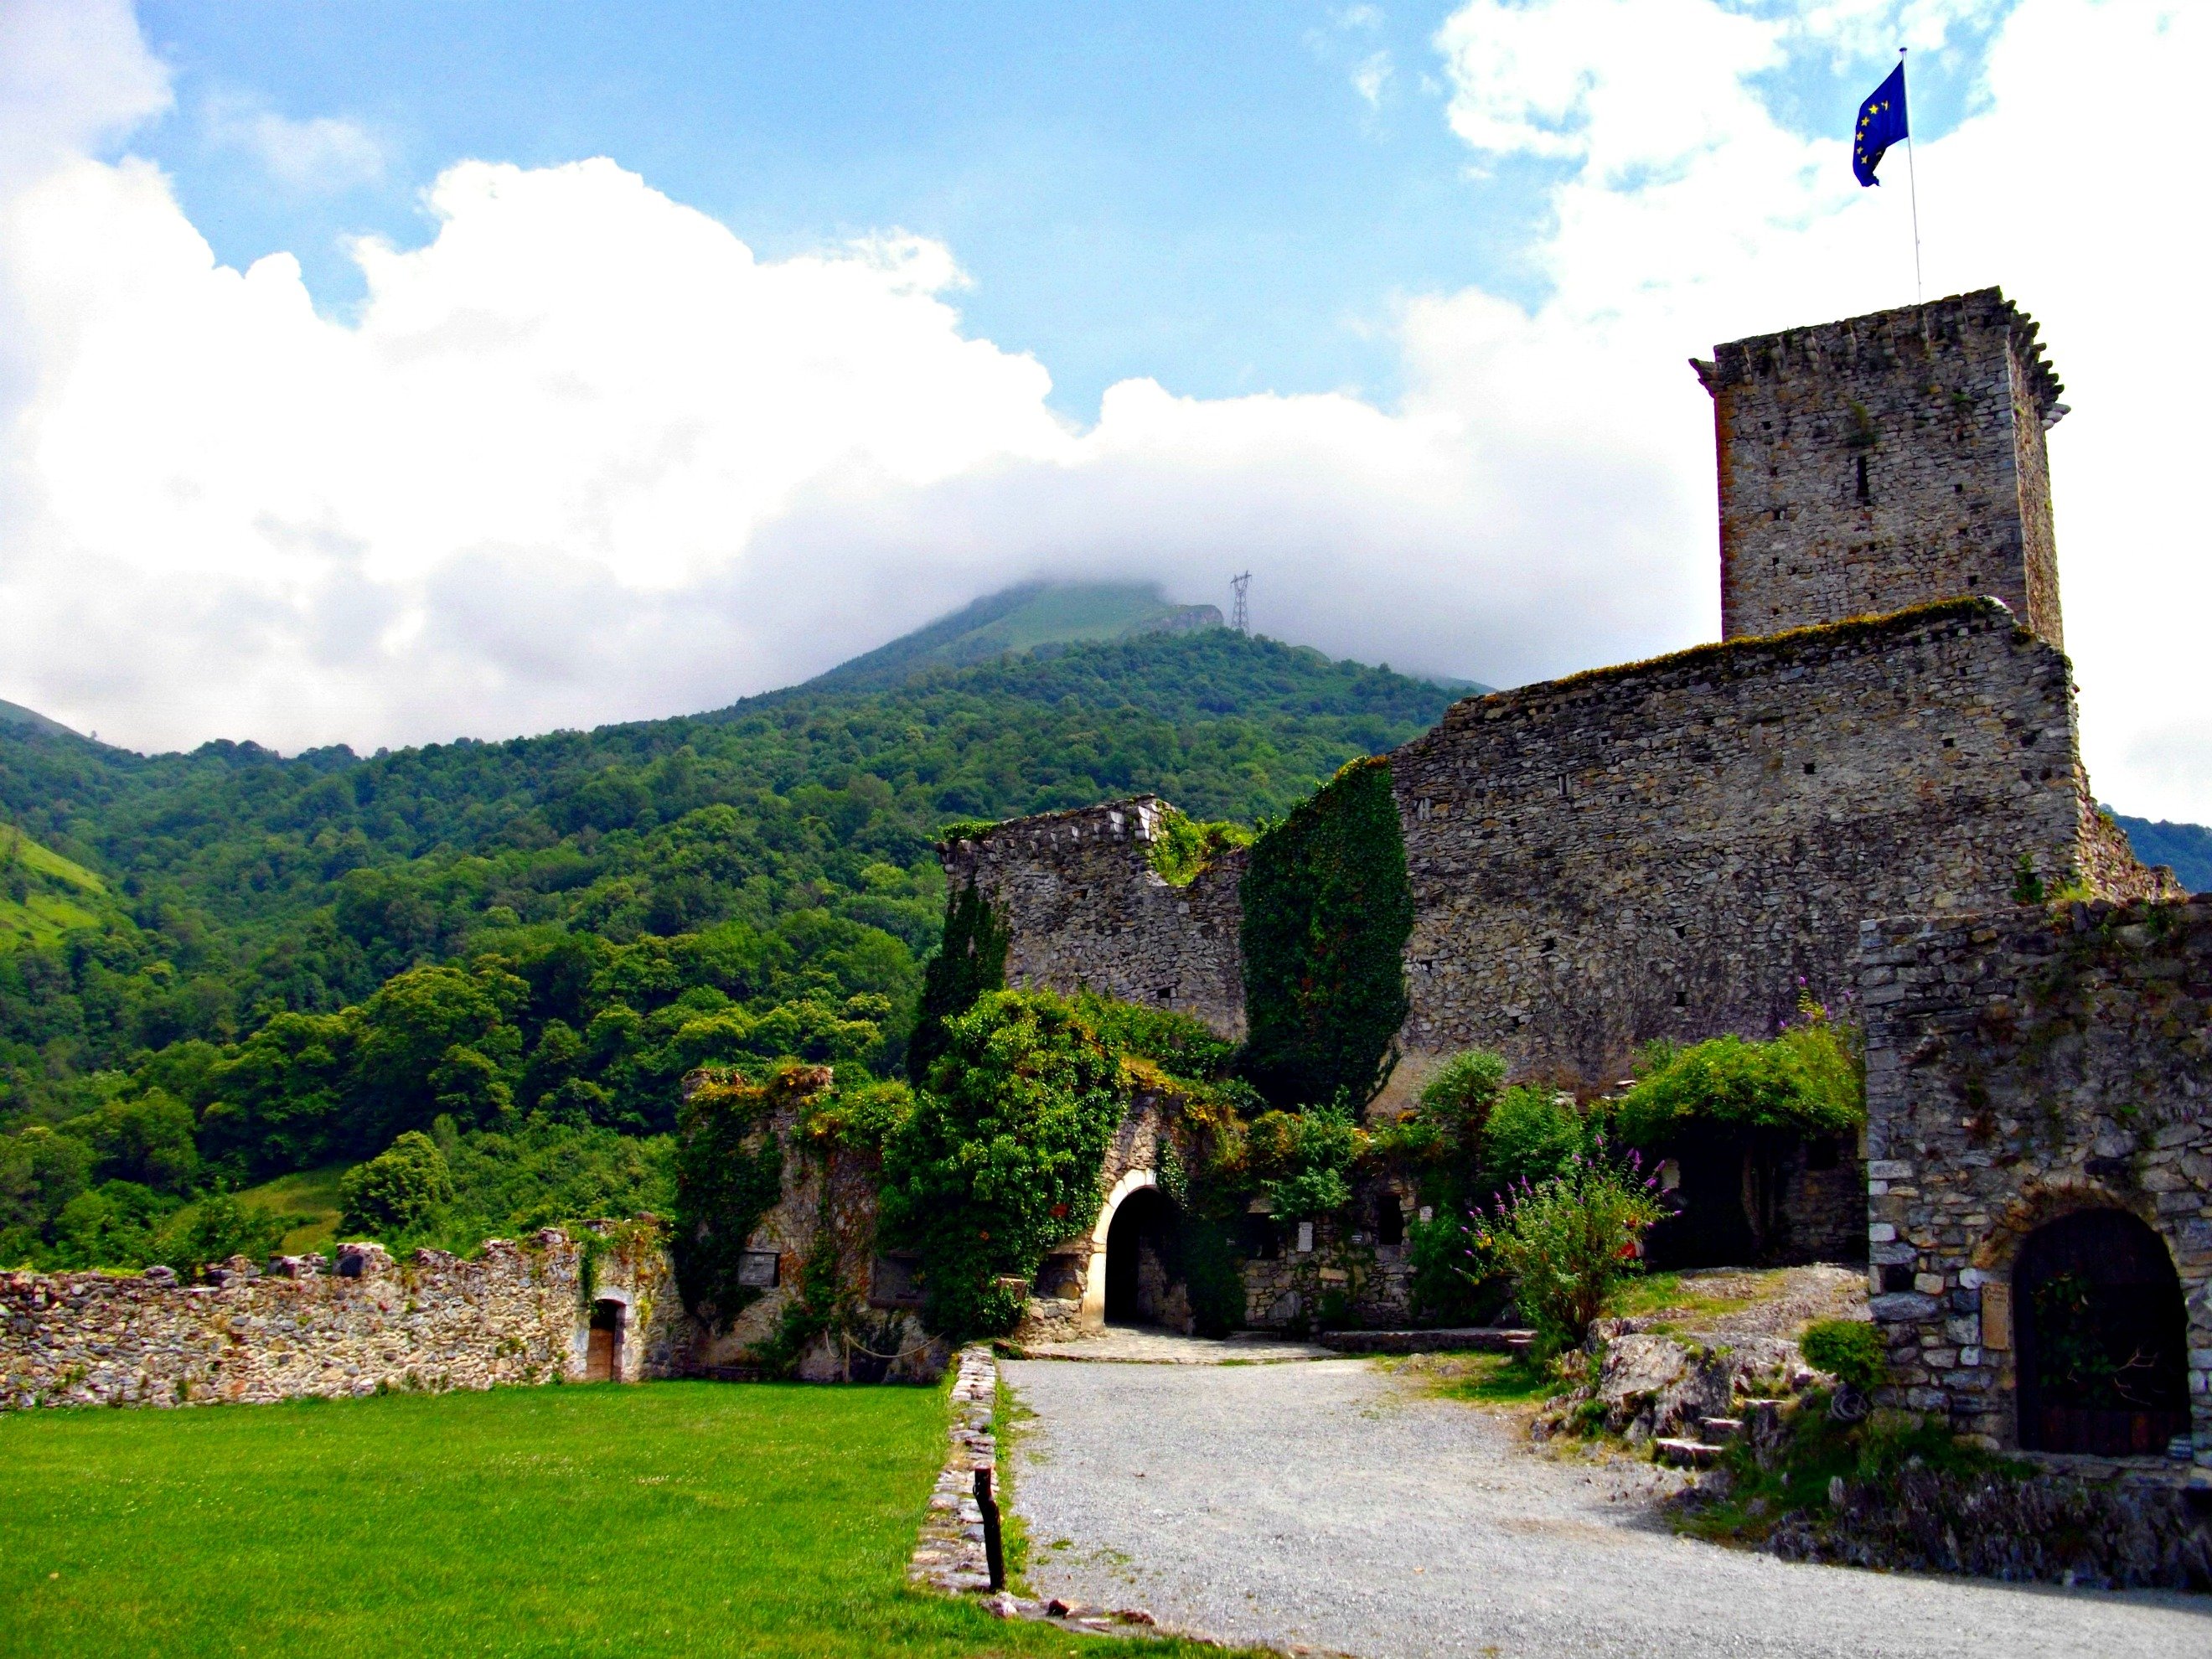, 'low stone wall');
1,1225,680,1411
1858,897,2212,1464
